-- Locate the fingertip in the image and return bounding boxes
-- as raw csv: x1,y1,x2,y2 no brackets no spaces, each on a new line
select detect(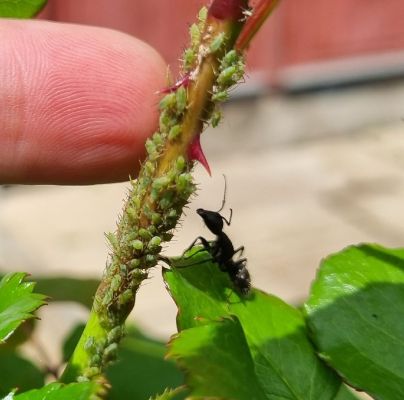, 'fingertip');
0,20,168,184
